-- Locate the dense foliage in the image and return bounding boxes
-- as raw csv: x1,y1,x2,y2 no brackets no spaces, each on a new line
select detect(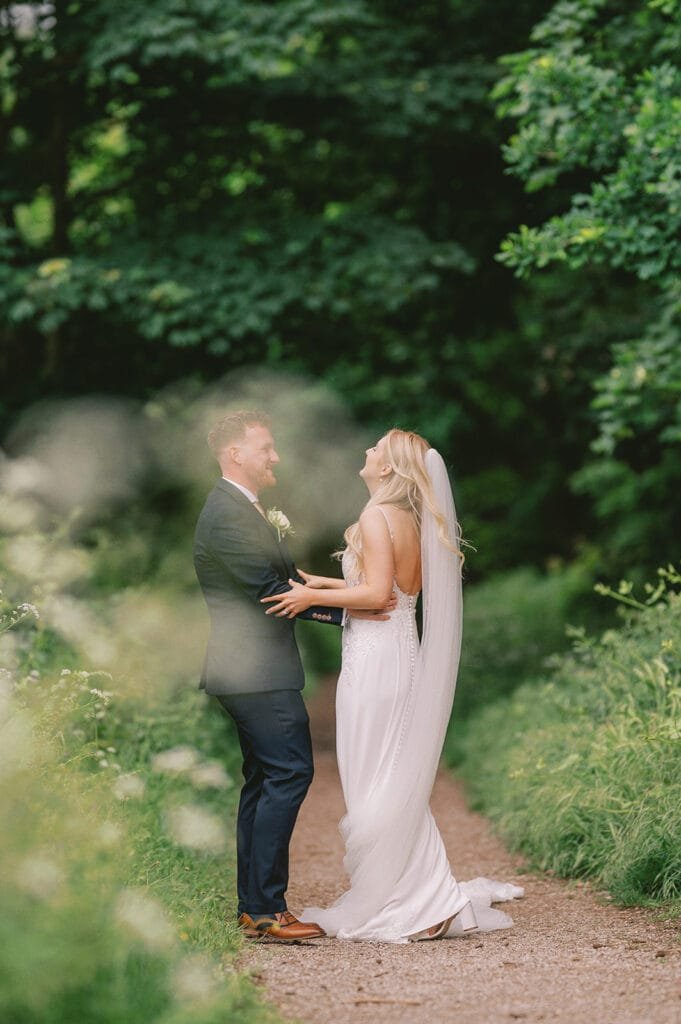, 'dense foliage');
2,1,679,577
1,0,608,576
450,568,681,908
495,0,681,570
